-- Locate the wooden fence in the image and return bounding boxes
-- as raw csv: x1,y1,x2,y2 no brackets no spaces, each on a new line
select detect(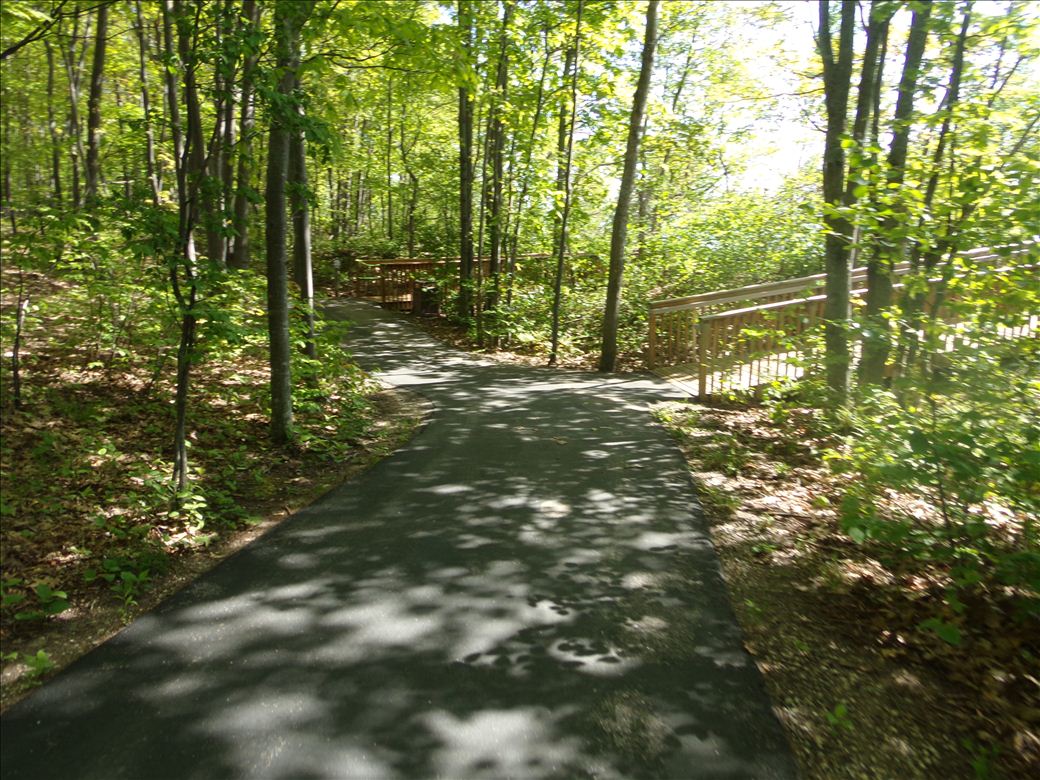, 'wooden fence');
647,242,1038,399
